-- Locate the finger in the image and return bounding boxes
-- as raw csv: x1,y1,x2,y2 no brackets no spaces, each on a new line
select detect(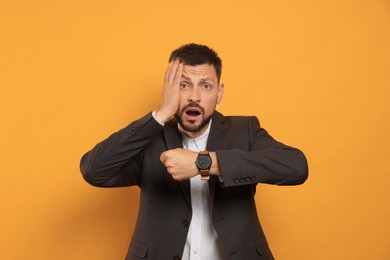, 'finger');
167,59,180,83
164,60,175,83
167,59,181,84
169,170,181,181
173,63,183,87
160,151,166,163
